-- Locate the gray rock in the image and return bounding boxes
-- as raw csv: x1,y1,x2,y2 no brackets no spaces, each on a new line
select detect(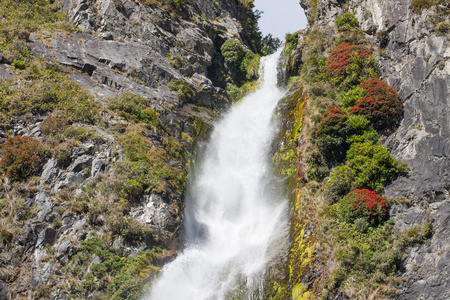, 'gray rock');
0,280,8,300
36,228,57,247
37,201,54,223
91,156,105,177
68,155,93,173
58,240,71,254
41,158,59,183
72,144,95,158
